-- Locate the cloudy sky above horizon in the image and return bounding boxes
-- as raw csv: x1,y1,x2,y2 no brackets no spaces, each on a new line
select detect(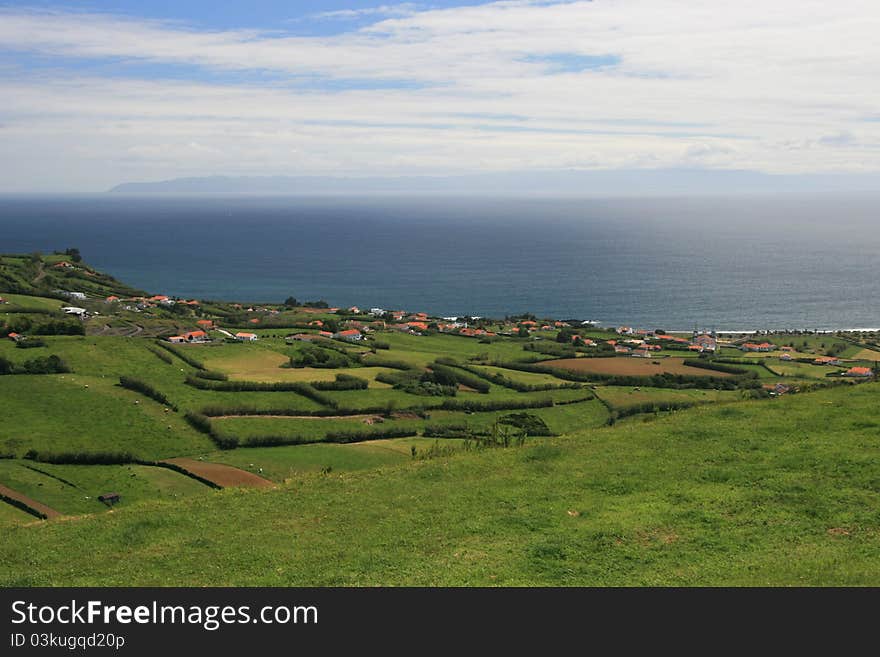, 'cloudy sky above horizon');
0,0,878,191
